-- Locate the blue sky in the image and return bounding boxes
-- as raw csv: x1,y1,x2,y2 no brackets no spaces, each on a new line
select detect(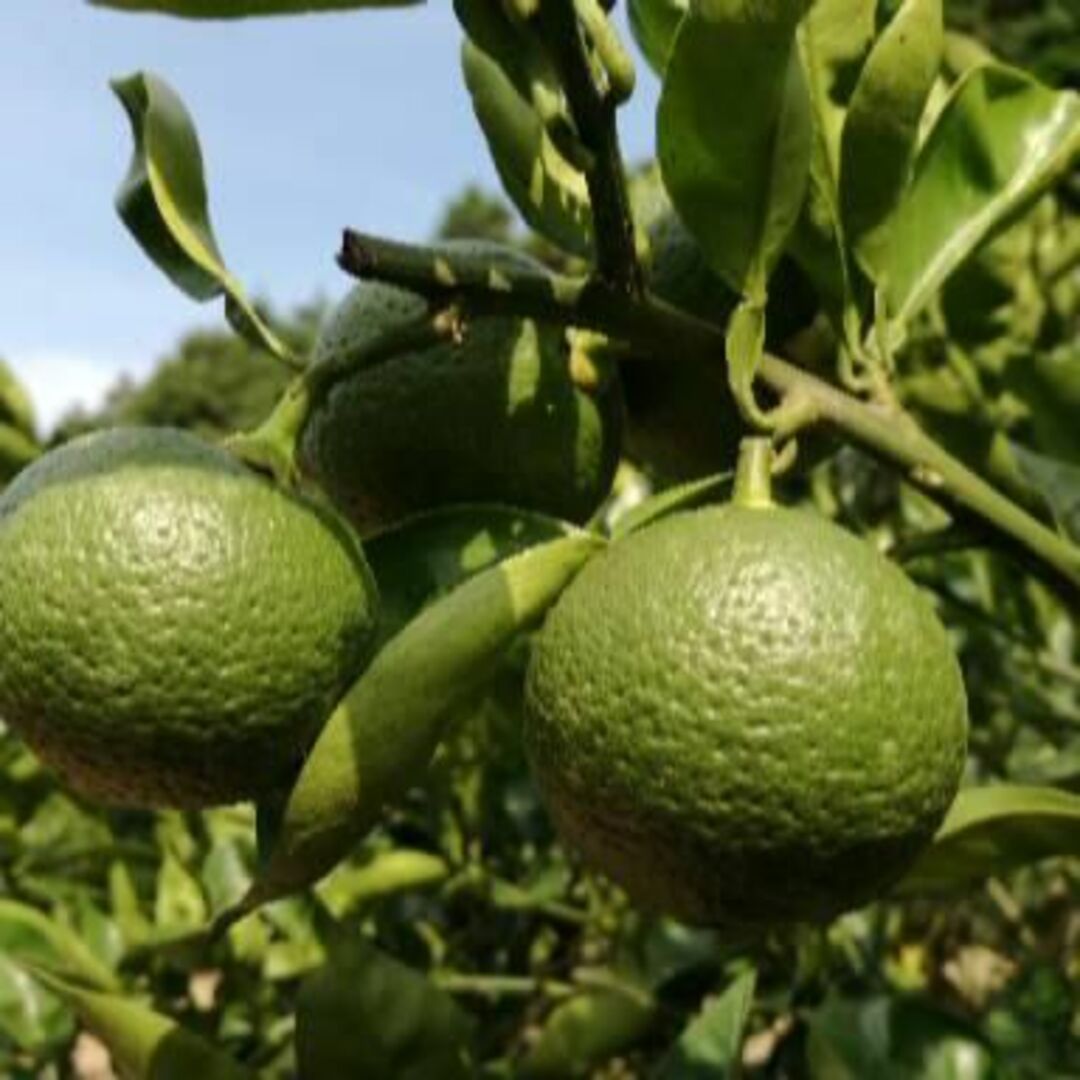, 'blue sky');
1,2,659,432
